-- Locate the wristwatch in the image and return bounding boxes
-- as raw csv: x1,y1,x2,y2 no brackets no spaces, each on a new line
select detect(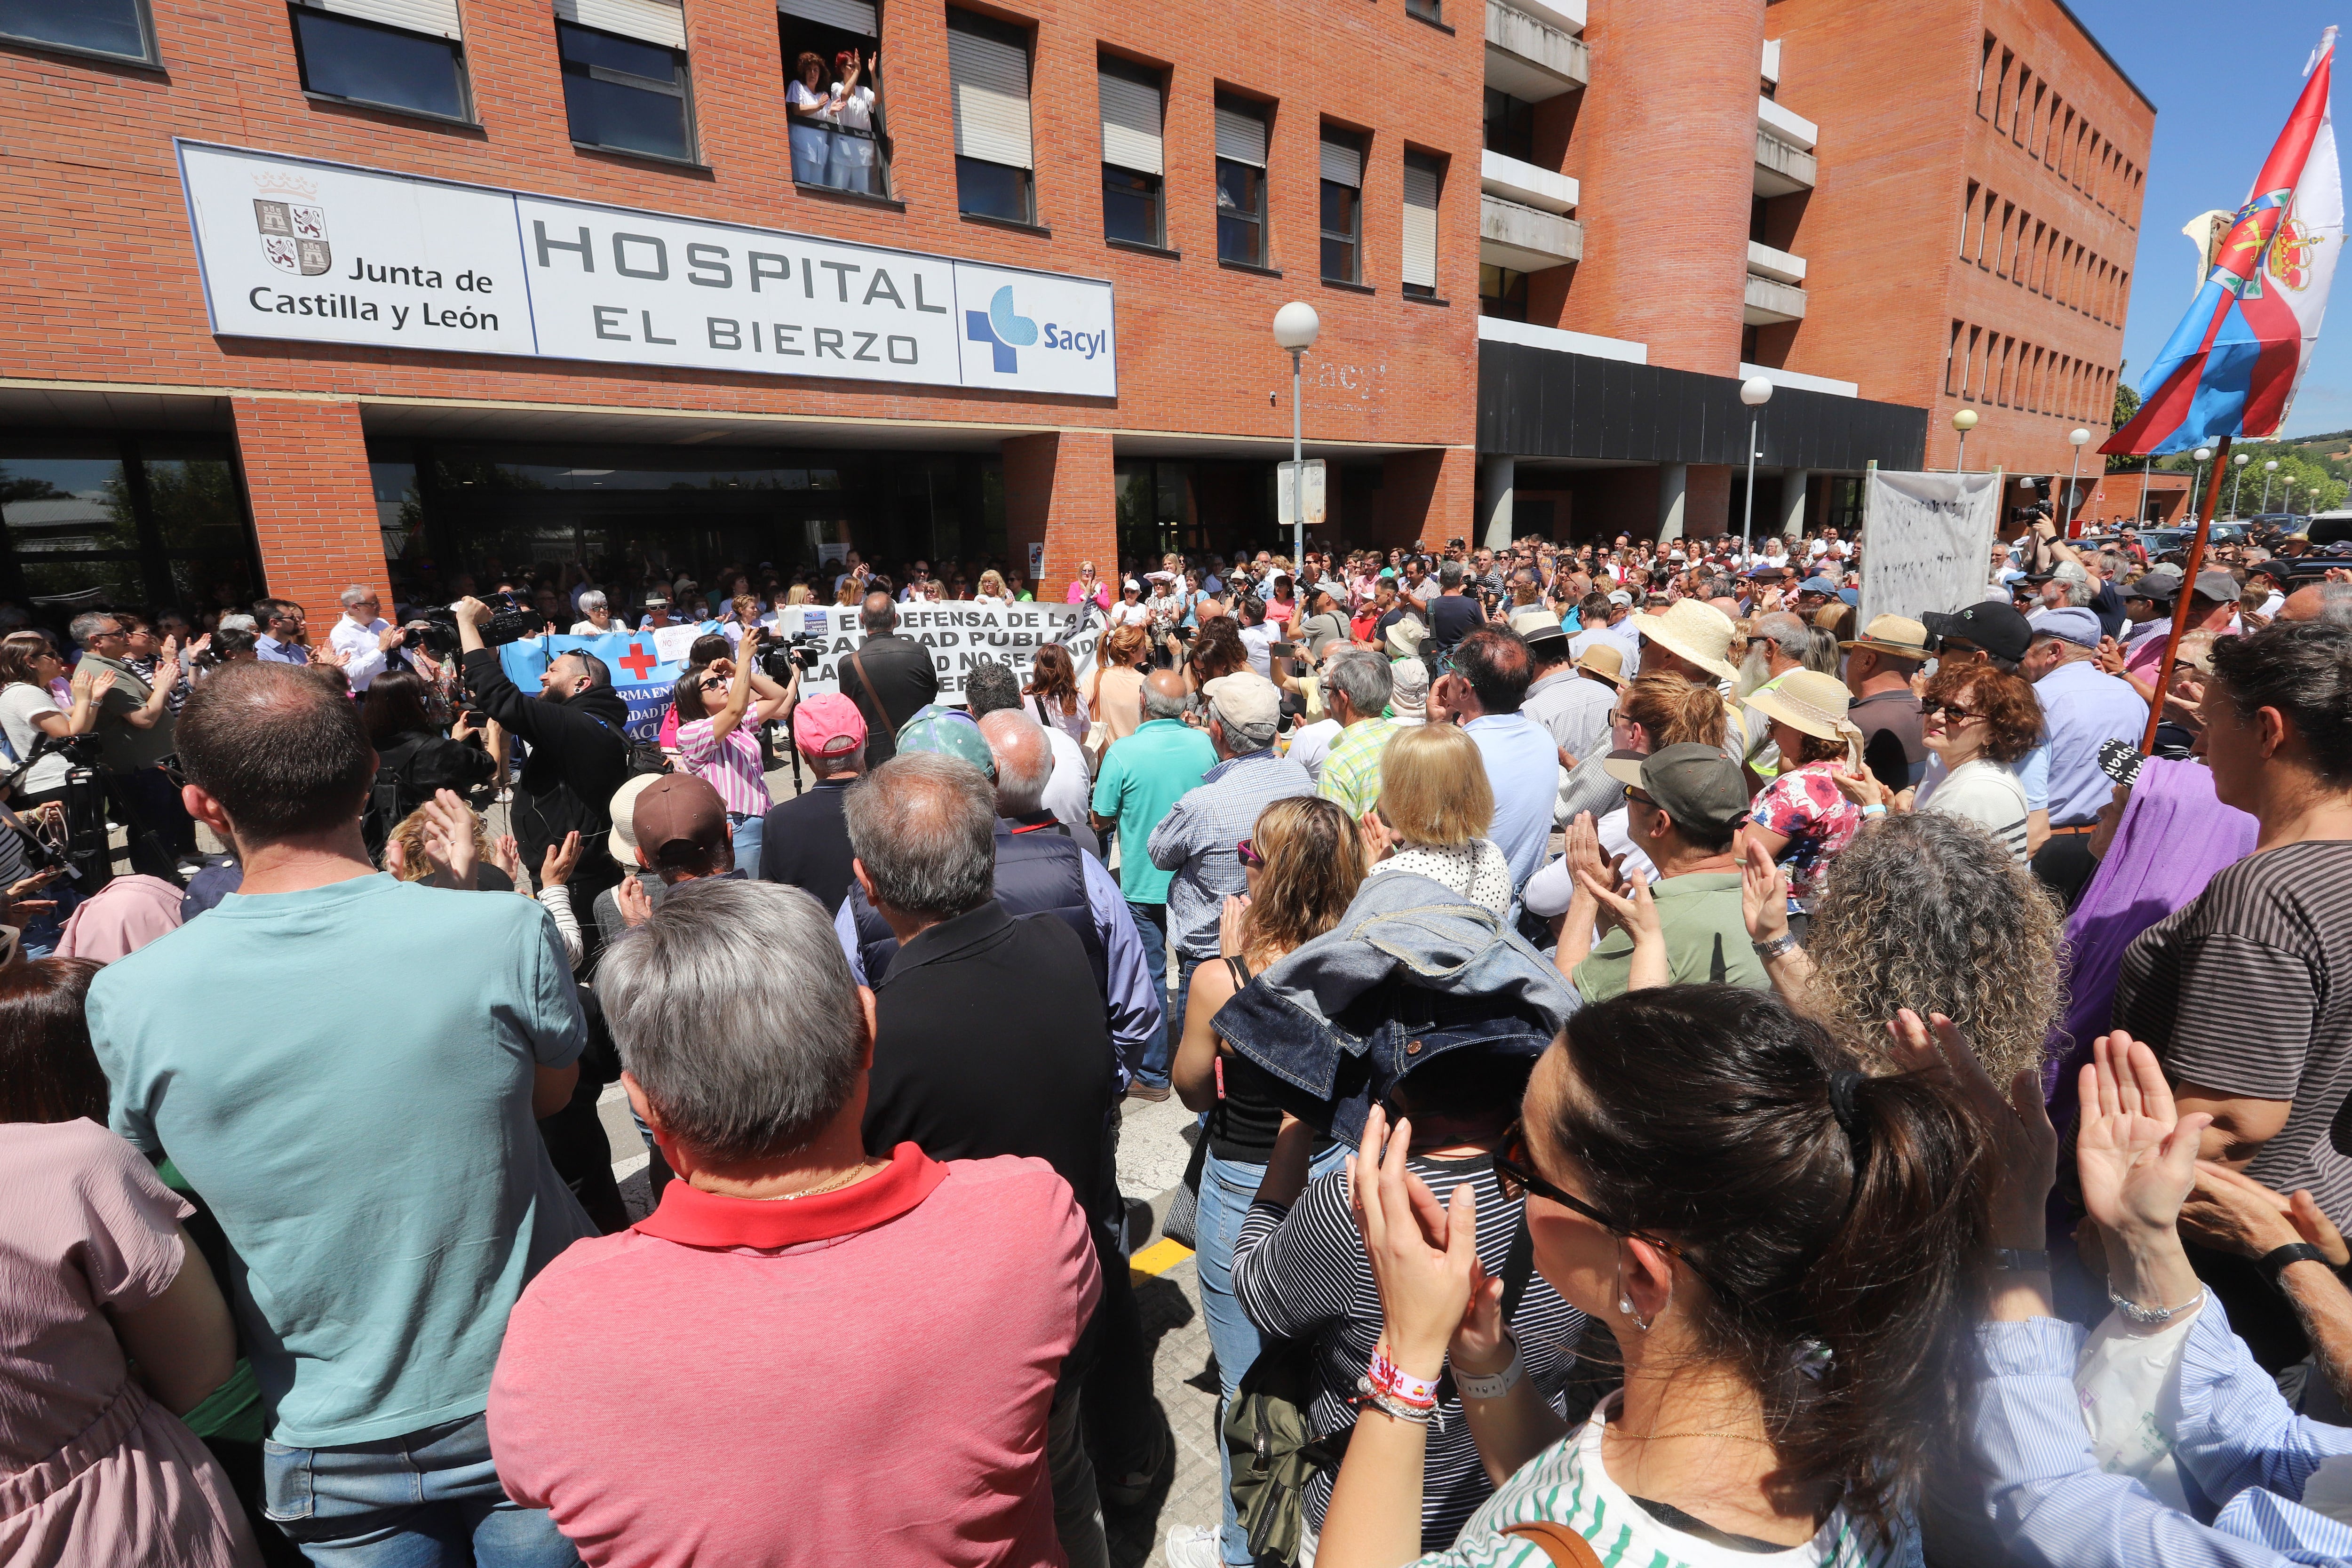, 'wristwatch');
2258,1241,2334,1294
1752,932,1801,961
